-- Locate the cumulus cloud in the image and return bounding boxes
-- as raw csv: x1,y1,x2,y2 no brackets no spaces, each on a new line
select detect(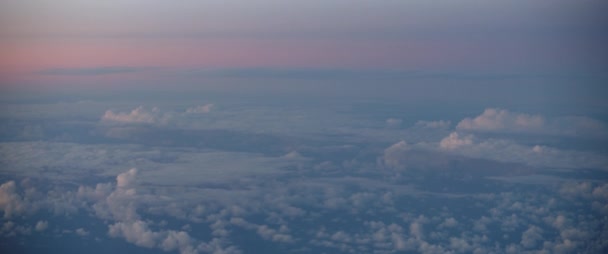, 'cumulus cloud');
100,104,217,131
0,221,32,236
35,220,48,232
520,225,543,249
101,106,172,125
75,228,90,236
0,181,26,218
108,220,162,248
434,133,608,170
116,168,138,189
439,132,473,150
381,141,409,170
78,168,202,254
161,230,196,253
439,218,458,228
257,225,294,243
456,108,608,138
457,108,544,133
